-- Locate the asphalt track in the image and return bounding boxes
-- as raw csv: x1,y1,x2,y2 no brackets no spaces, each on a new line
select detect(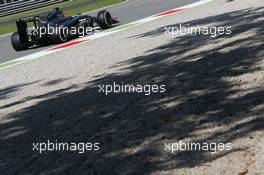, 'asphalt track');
0,0,198,64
